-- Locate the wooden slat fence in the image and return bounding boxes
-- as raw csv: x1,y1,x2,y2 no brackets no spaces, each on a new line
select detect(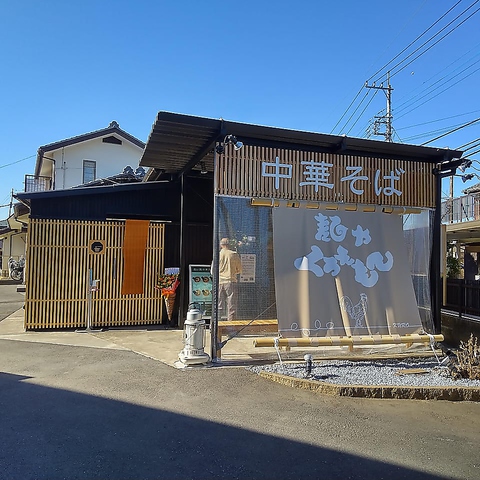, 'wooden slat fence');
216,145,436,208
25,219,165,329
